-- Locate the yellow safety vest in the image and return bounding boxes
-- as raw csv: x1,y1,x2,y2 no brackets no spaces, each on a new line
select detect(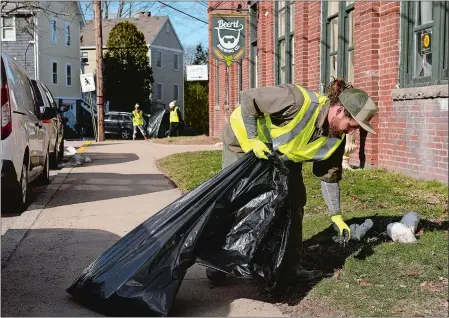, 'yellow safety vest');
132,110,144,126
170,106,180,123
230,85,344,163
